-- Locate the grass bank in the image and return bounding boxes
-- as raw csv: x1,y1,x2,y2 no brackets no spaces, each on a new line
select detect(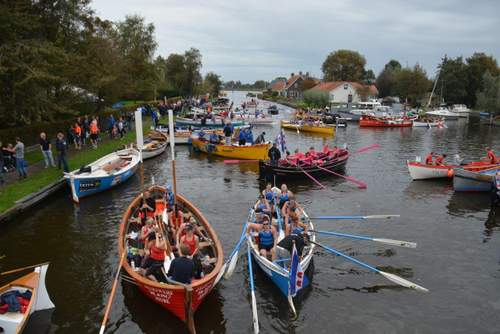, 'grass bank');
0,120,152,213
